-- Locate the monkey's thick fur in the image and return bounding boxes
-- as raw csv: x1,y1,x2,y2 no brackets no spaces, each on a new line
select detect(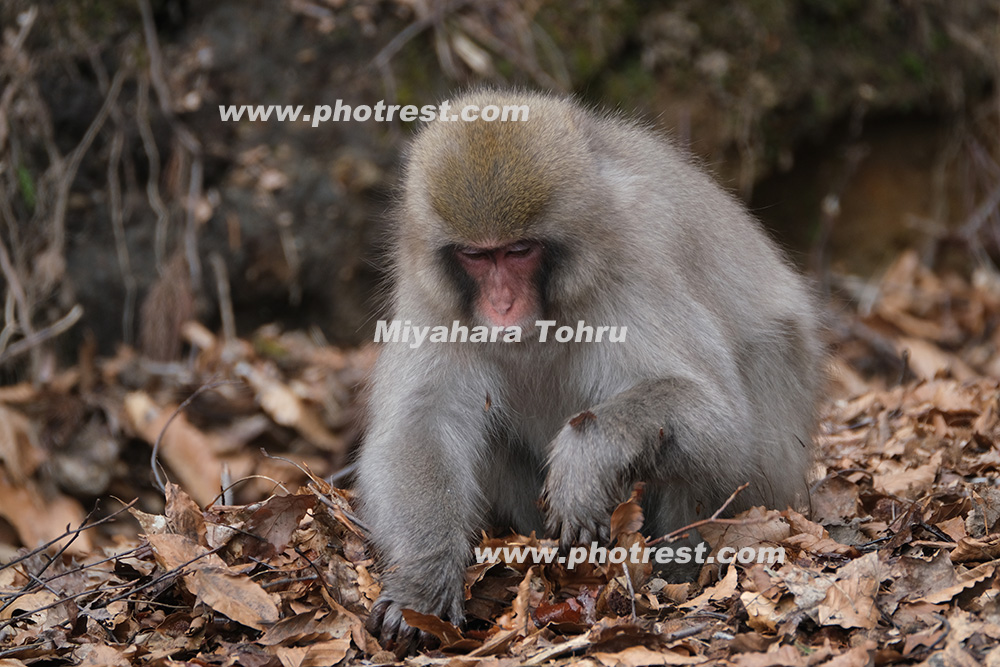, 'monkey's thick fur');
358,89,821,646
